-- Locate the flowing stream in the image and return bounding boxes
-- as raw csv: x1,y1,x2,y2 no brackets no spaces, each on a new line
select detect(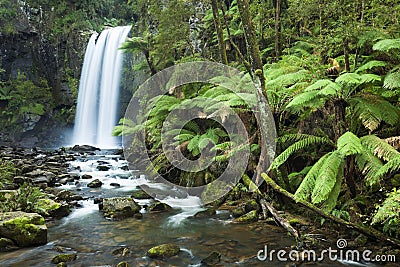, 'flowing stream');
0,150,298,267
